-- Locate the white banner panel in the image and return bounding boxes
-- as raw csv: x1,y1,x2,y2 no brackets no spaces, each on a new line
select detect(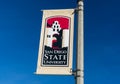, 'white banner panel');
36,9,74,75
